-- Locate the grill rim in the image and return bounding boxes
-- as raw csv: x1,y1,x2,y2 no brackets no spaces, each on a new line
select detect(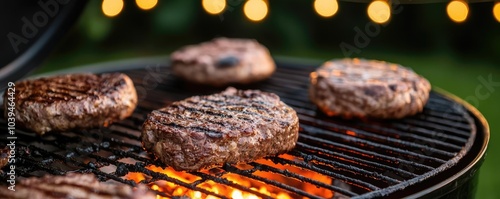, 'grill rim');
4,56,489,198
403,87,489,198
